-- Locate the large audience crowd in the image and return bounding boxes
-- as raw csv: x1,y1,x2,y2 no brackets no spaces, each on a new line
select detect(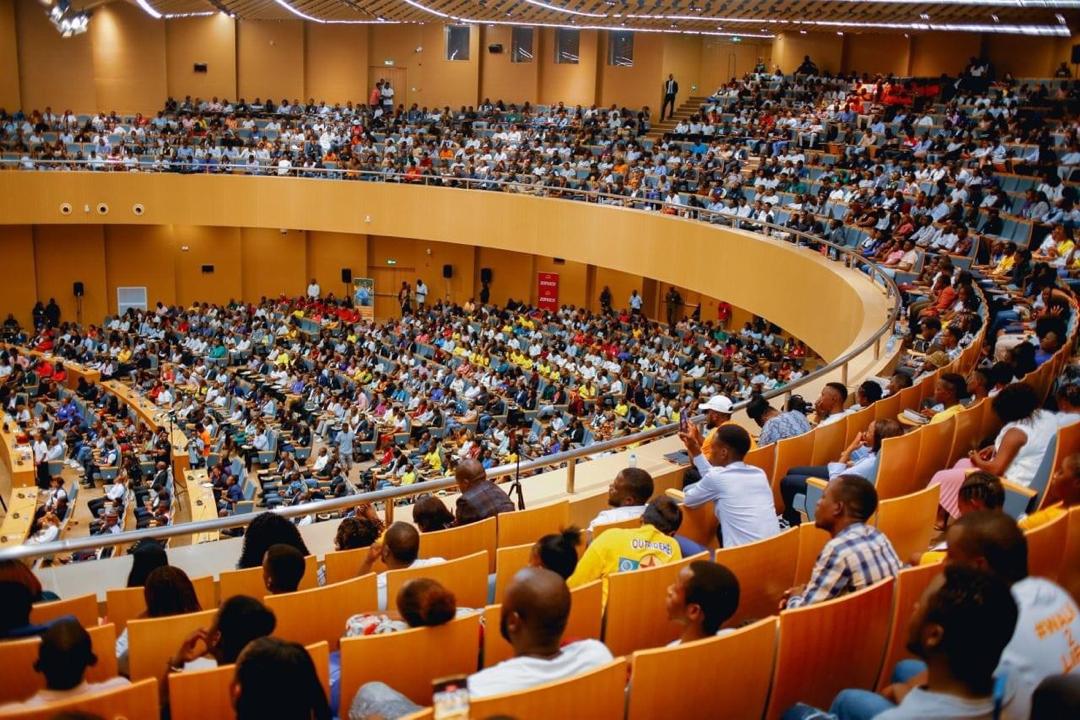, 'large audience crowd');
2,62,1080,719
